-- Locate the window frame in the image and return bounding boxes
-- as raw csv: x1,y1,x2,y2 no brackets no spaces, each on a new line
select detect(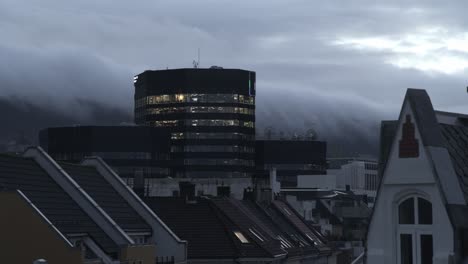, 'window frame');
396,194,433,264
